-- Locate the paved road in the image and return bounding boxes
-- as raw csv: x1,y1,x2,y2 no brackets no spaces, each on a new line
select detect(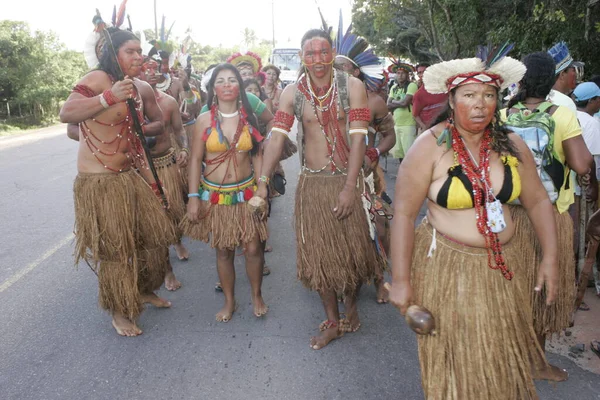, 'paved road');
0,125,598,399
